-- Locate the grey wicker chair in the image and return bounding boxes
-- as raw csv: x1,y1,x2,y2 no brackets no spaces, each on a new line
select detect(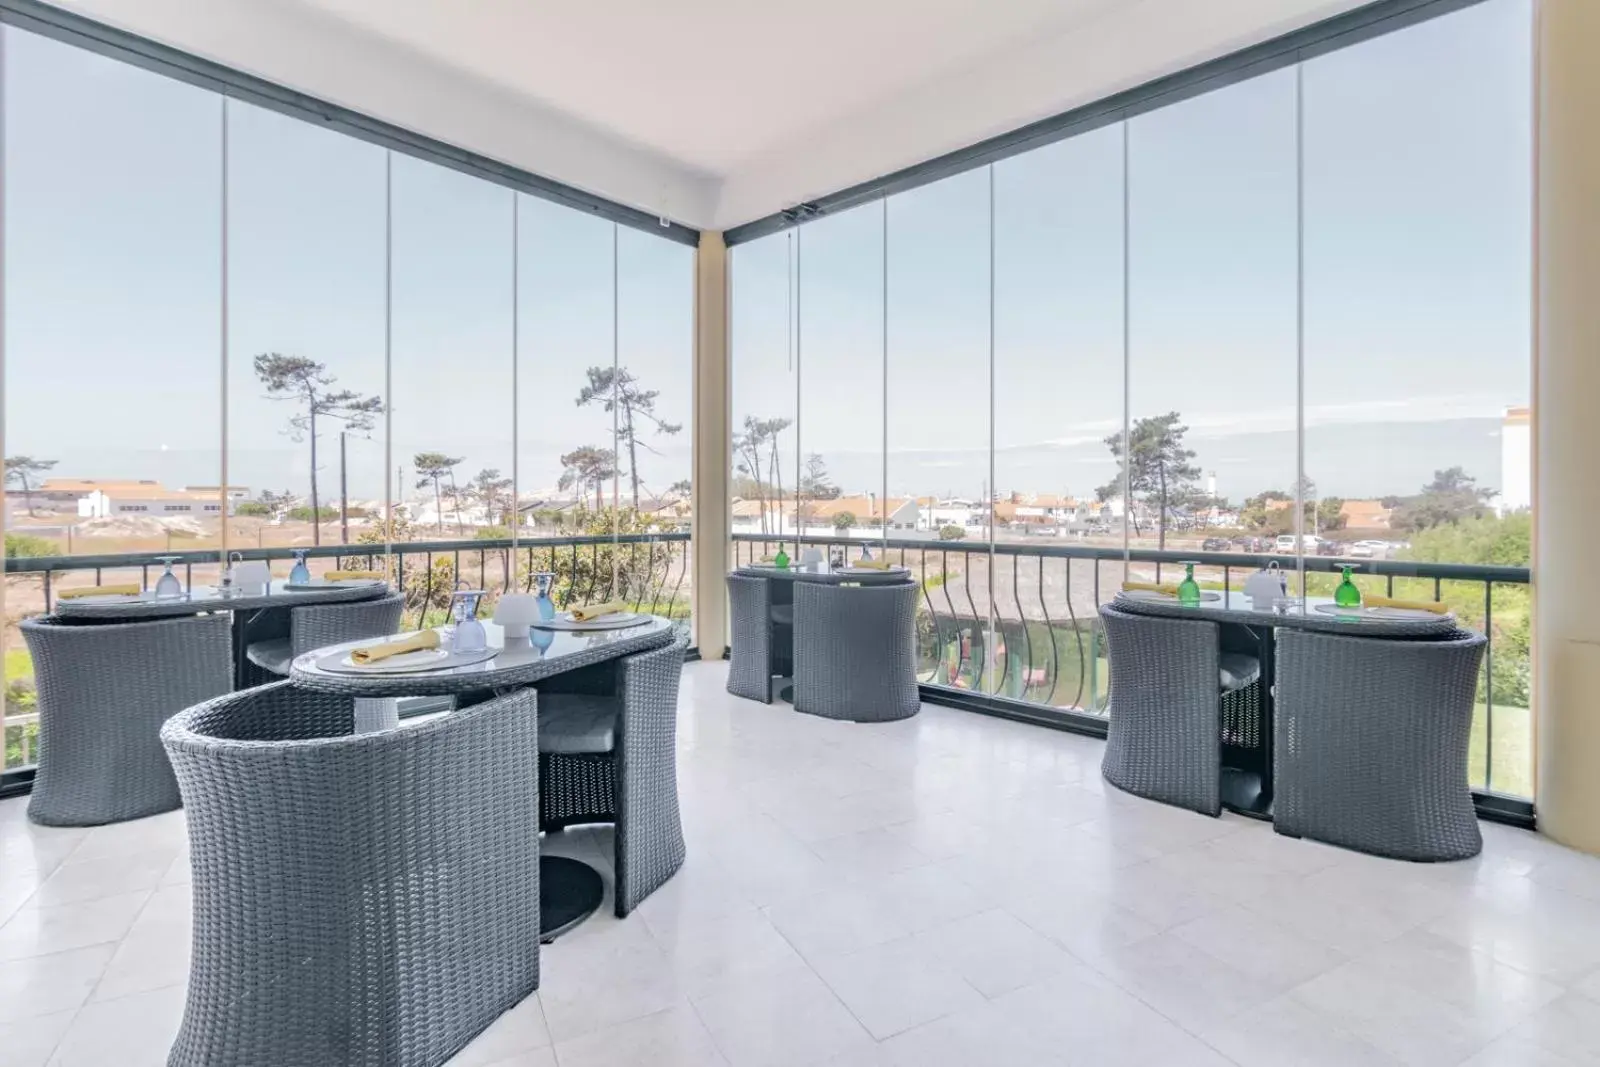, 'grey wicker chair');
245,592,405,677
1099,603,1234,817
21,613,232,827
727,573,776,702
792,581,920,723
534,632,688,917
1274,627,1487,861
160,682,540,1067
